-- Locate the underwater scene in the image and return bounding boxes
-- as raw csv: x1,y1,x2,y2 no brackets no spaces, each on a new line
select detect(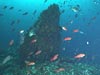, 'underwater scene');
0,0,100,75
